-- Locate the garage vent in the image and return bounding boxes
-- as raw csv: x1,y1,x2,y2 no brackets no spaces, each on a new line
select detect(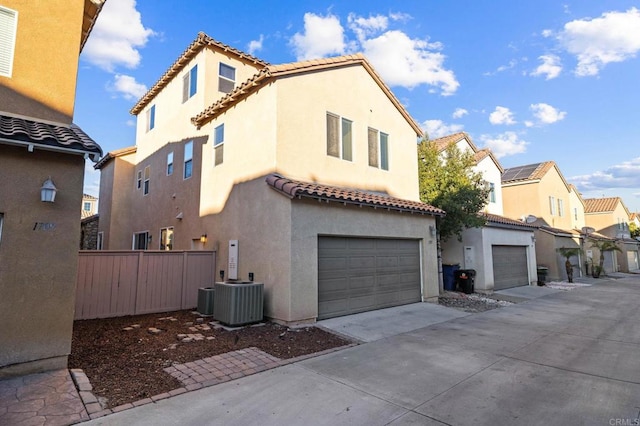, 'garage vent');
214,281,263,326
